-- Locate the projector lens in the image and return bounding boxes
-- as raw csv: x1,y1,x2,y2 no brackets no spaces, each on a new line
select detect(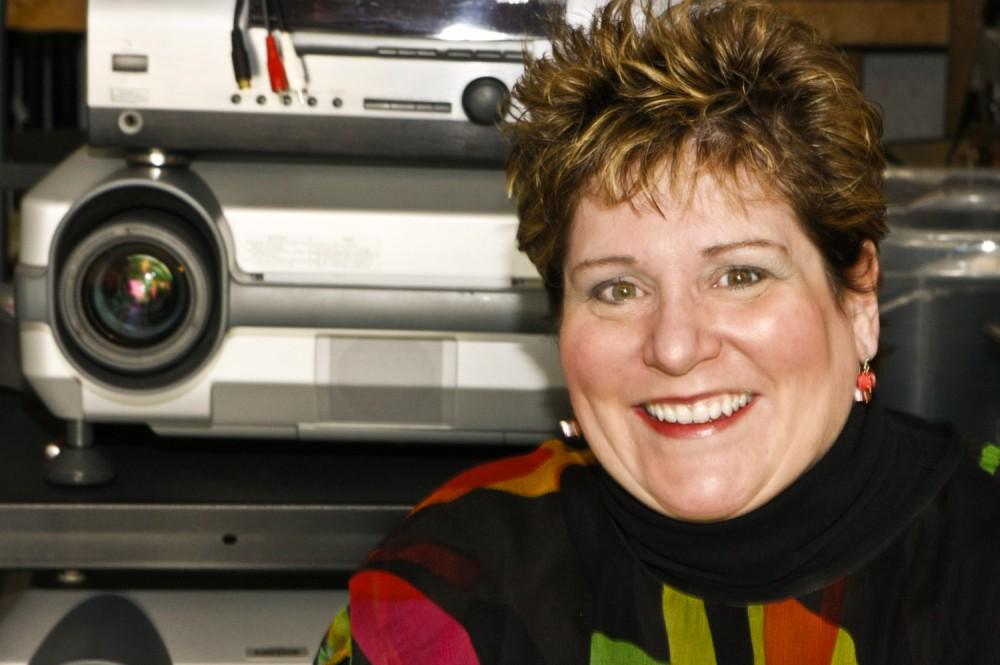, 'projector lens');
57,209,216,380
84,247,188,346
